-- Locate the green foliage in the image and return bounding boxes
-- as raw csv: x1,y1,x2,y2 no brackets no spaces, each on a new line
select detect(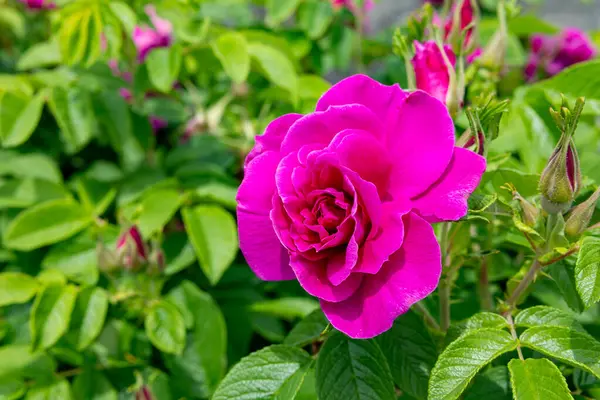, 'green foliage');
508,358,573,400
575,237,600,307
